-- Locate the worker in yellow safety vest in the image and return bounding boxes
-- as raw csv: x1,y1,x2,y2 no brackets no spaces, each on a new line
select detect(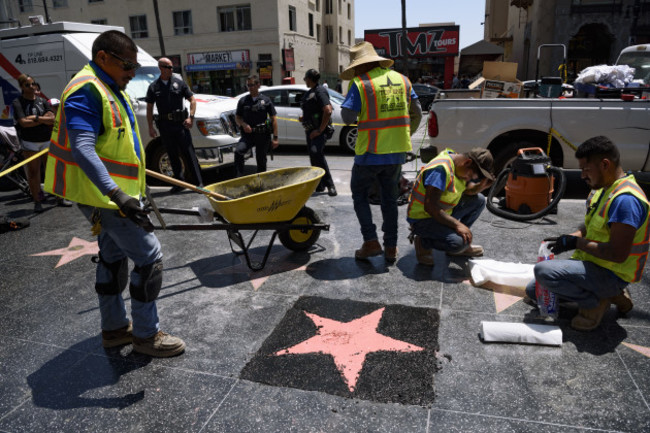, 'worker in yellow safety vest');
339,41,422,264
525,136,650,331
43,30,185,357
